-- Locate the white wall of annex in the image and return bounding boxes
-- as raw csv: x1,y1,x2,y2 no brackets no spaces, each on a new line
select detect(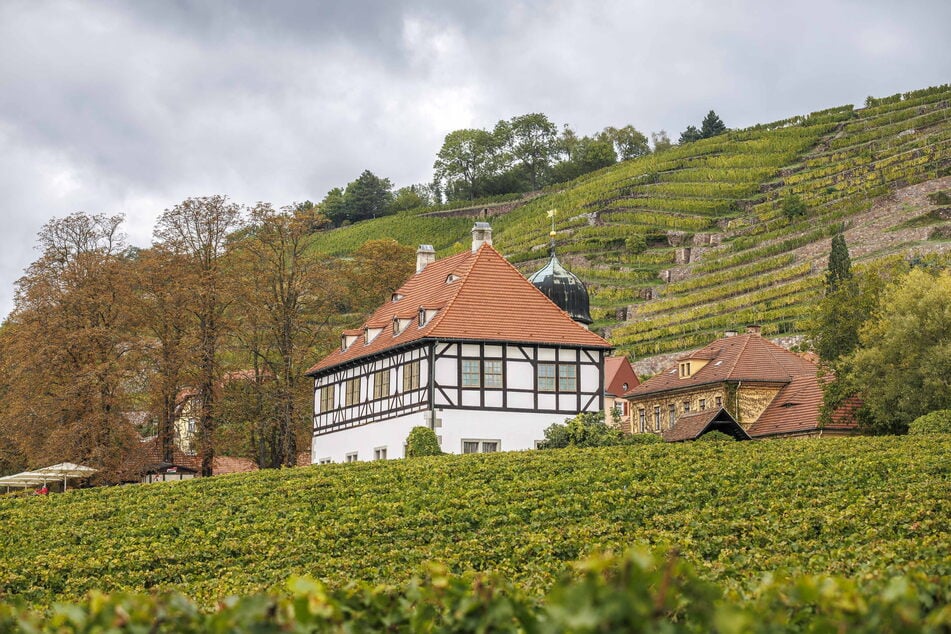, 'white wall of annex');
438,409,564,453
311,410,428,463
